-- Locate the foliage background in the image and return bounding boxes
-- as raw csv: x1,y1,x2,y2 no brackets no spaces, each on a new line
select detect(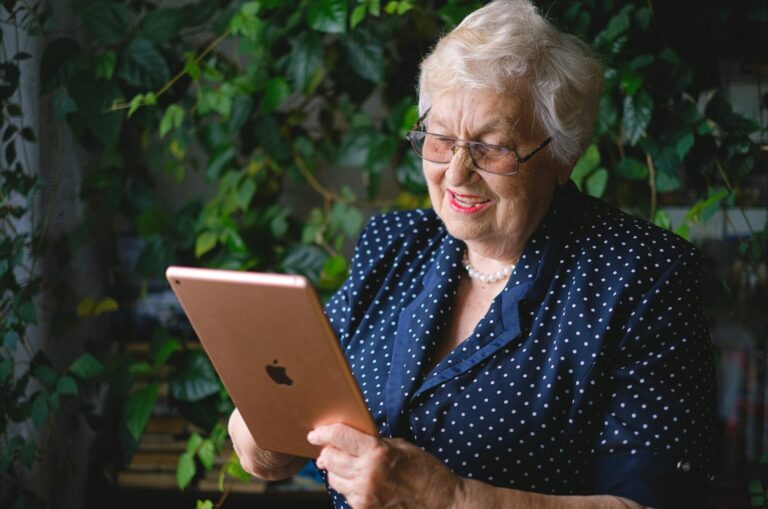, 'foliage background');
0,0,766,507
